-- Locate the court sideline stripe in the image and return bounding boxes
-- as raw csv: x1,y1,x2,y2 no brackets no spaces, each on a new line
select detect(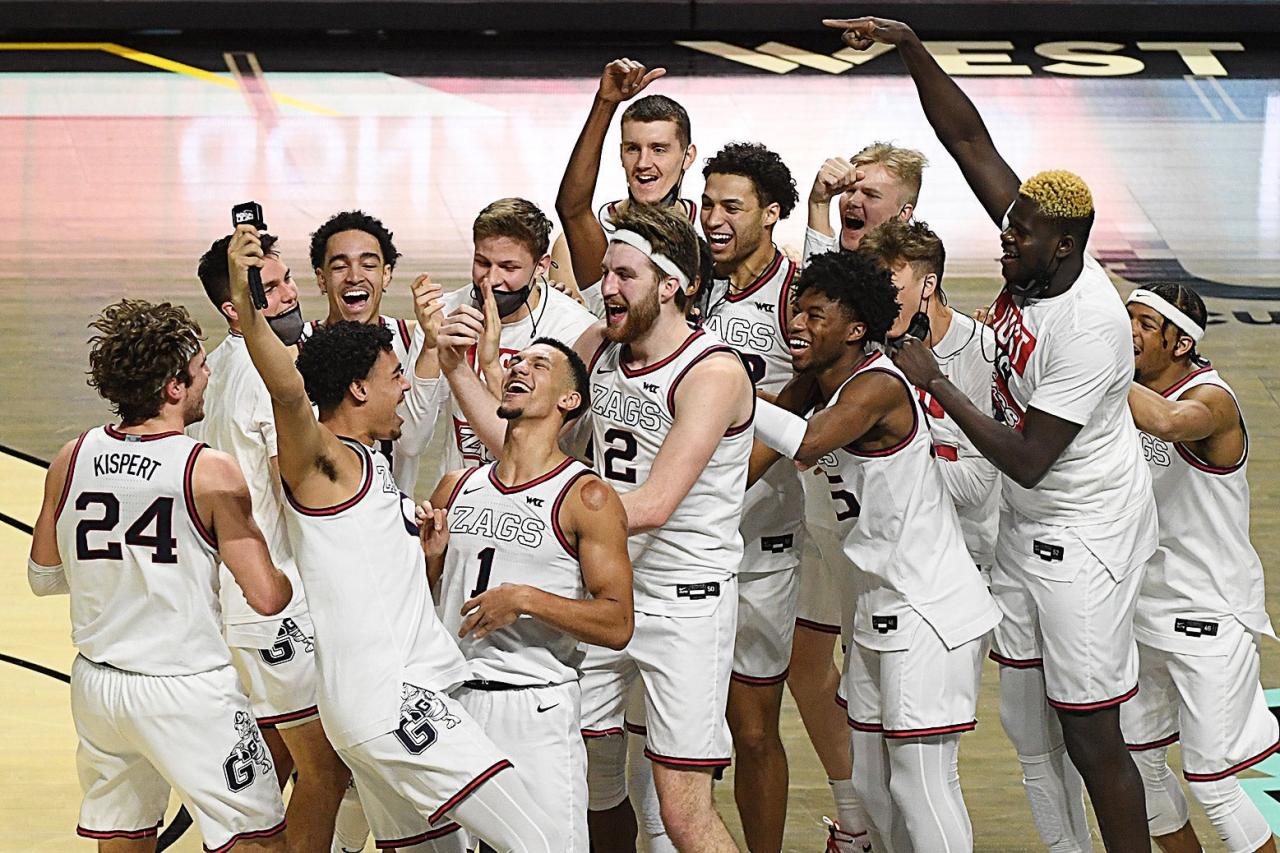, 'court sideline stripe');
0,510,33,535
0,442,50,469
0,652,69,683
